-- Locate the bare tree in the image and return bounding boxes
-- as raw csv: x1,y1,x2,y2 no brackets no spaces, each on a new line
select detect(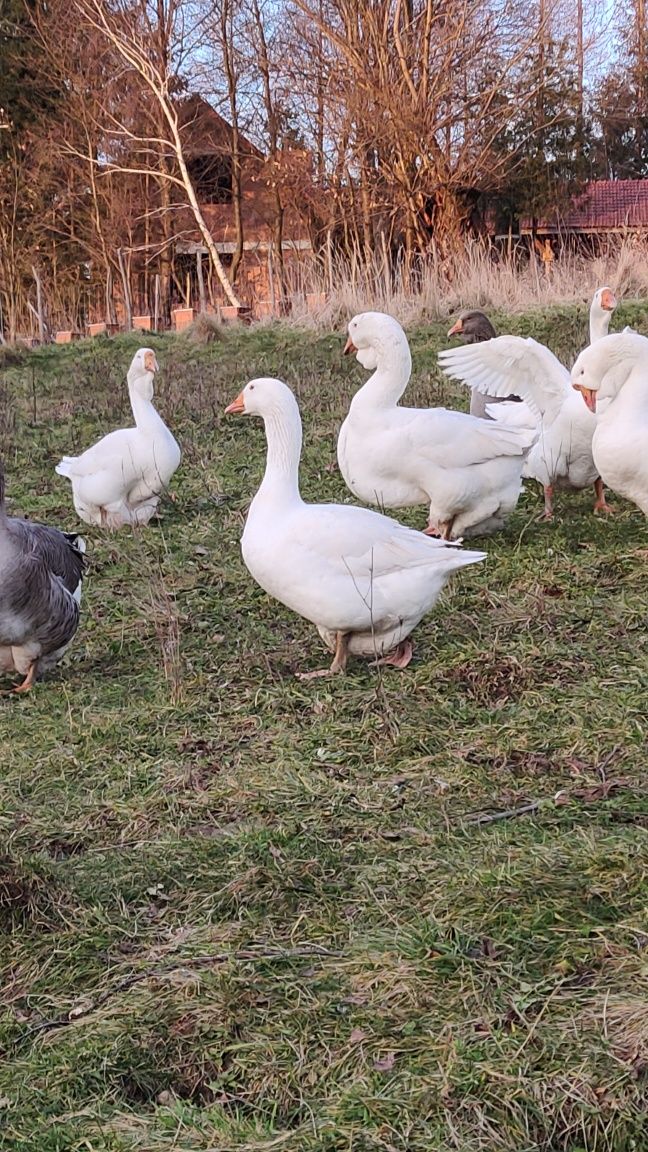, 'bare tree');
290,0,580,260
71,0,241,307
219,0,245,283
